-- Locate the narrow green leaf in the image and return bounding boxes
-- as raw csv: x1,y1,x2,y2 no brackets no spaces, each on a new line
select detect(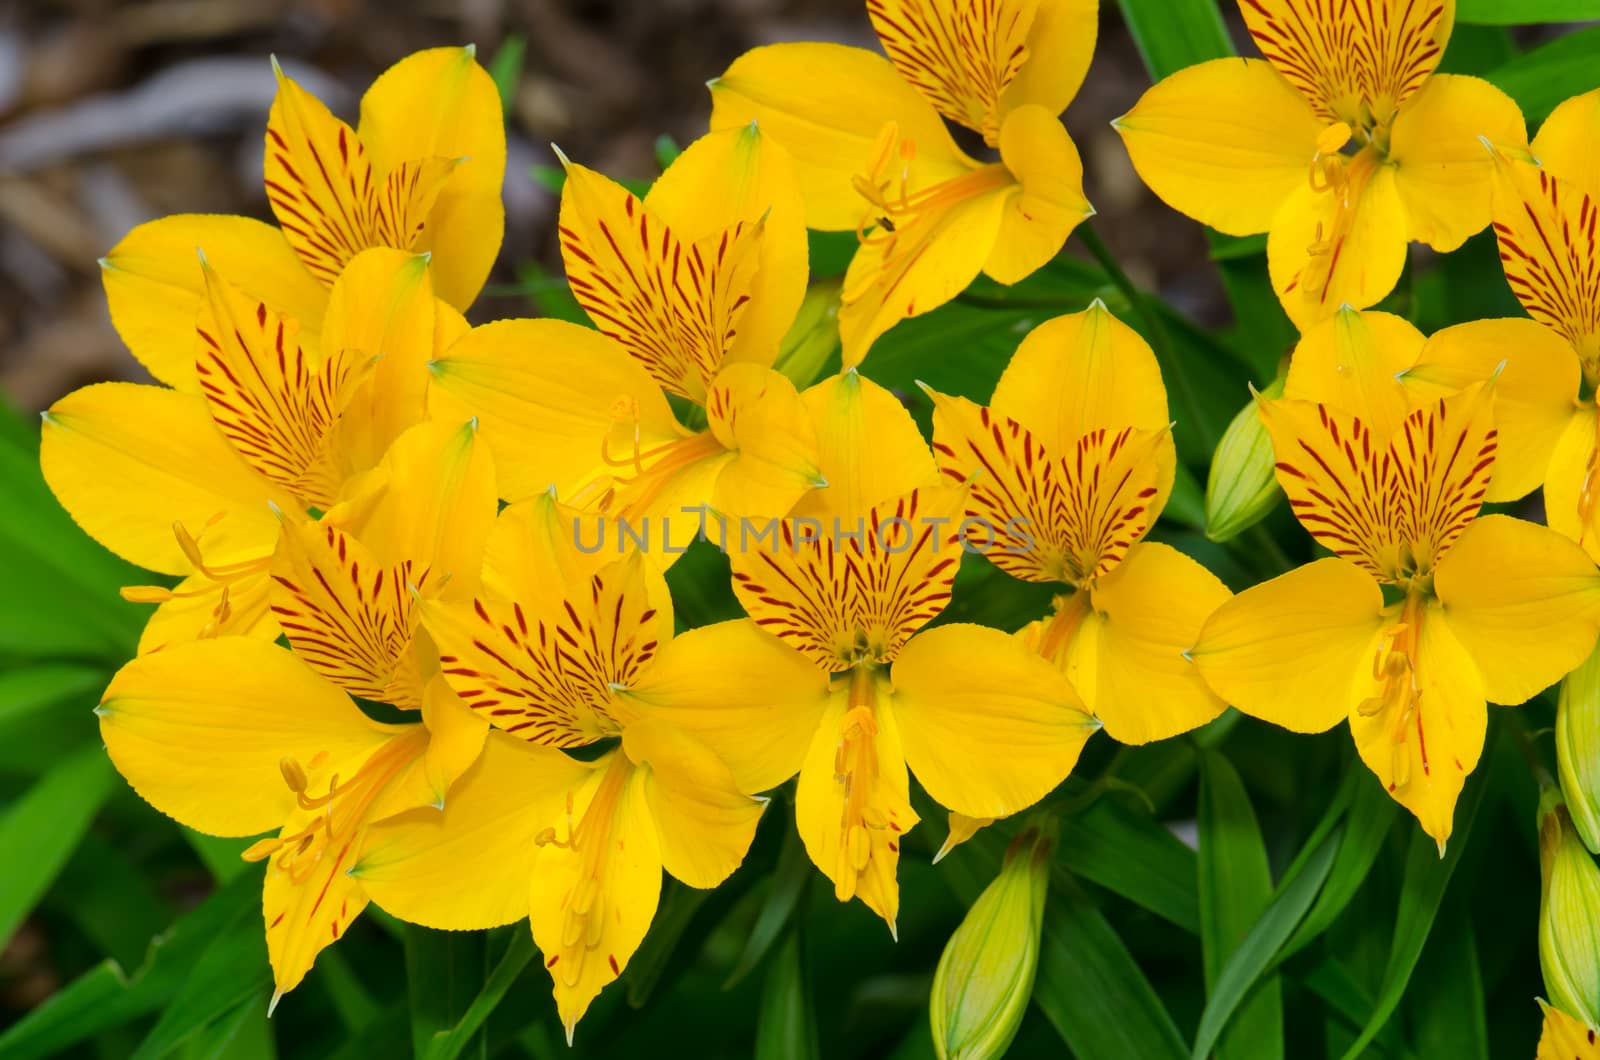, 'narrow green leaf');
1281,773,1397,960
1035,889,1190,1060
405,926,484,1058
0,662,104,728
423,930,537,1060
486,34,526,117
625,878,710,1006
1059,791,1200,935
0,743,115,943
43,832,169,970
1459,0,1600,22
1198,752,1284,1060
314,948,381,1033
0,870,258,1060
1115,0,1233,80
1334,748,1492,1060
177,993,275,1060
754,927,820,1060
1190,823,1341,1060
1488,25,1600,126
1299,958,1417,1060
130,897,269,1060
184,831,254,883
1406,900,1488,1060
725,824,812,988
